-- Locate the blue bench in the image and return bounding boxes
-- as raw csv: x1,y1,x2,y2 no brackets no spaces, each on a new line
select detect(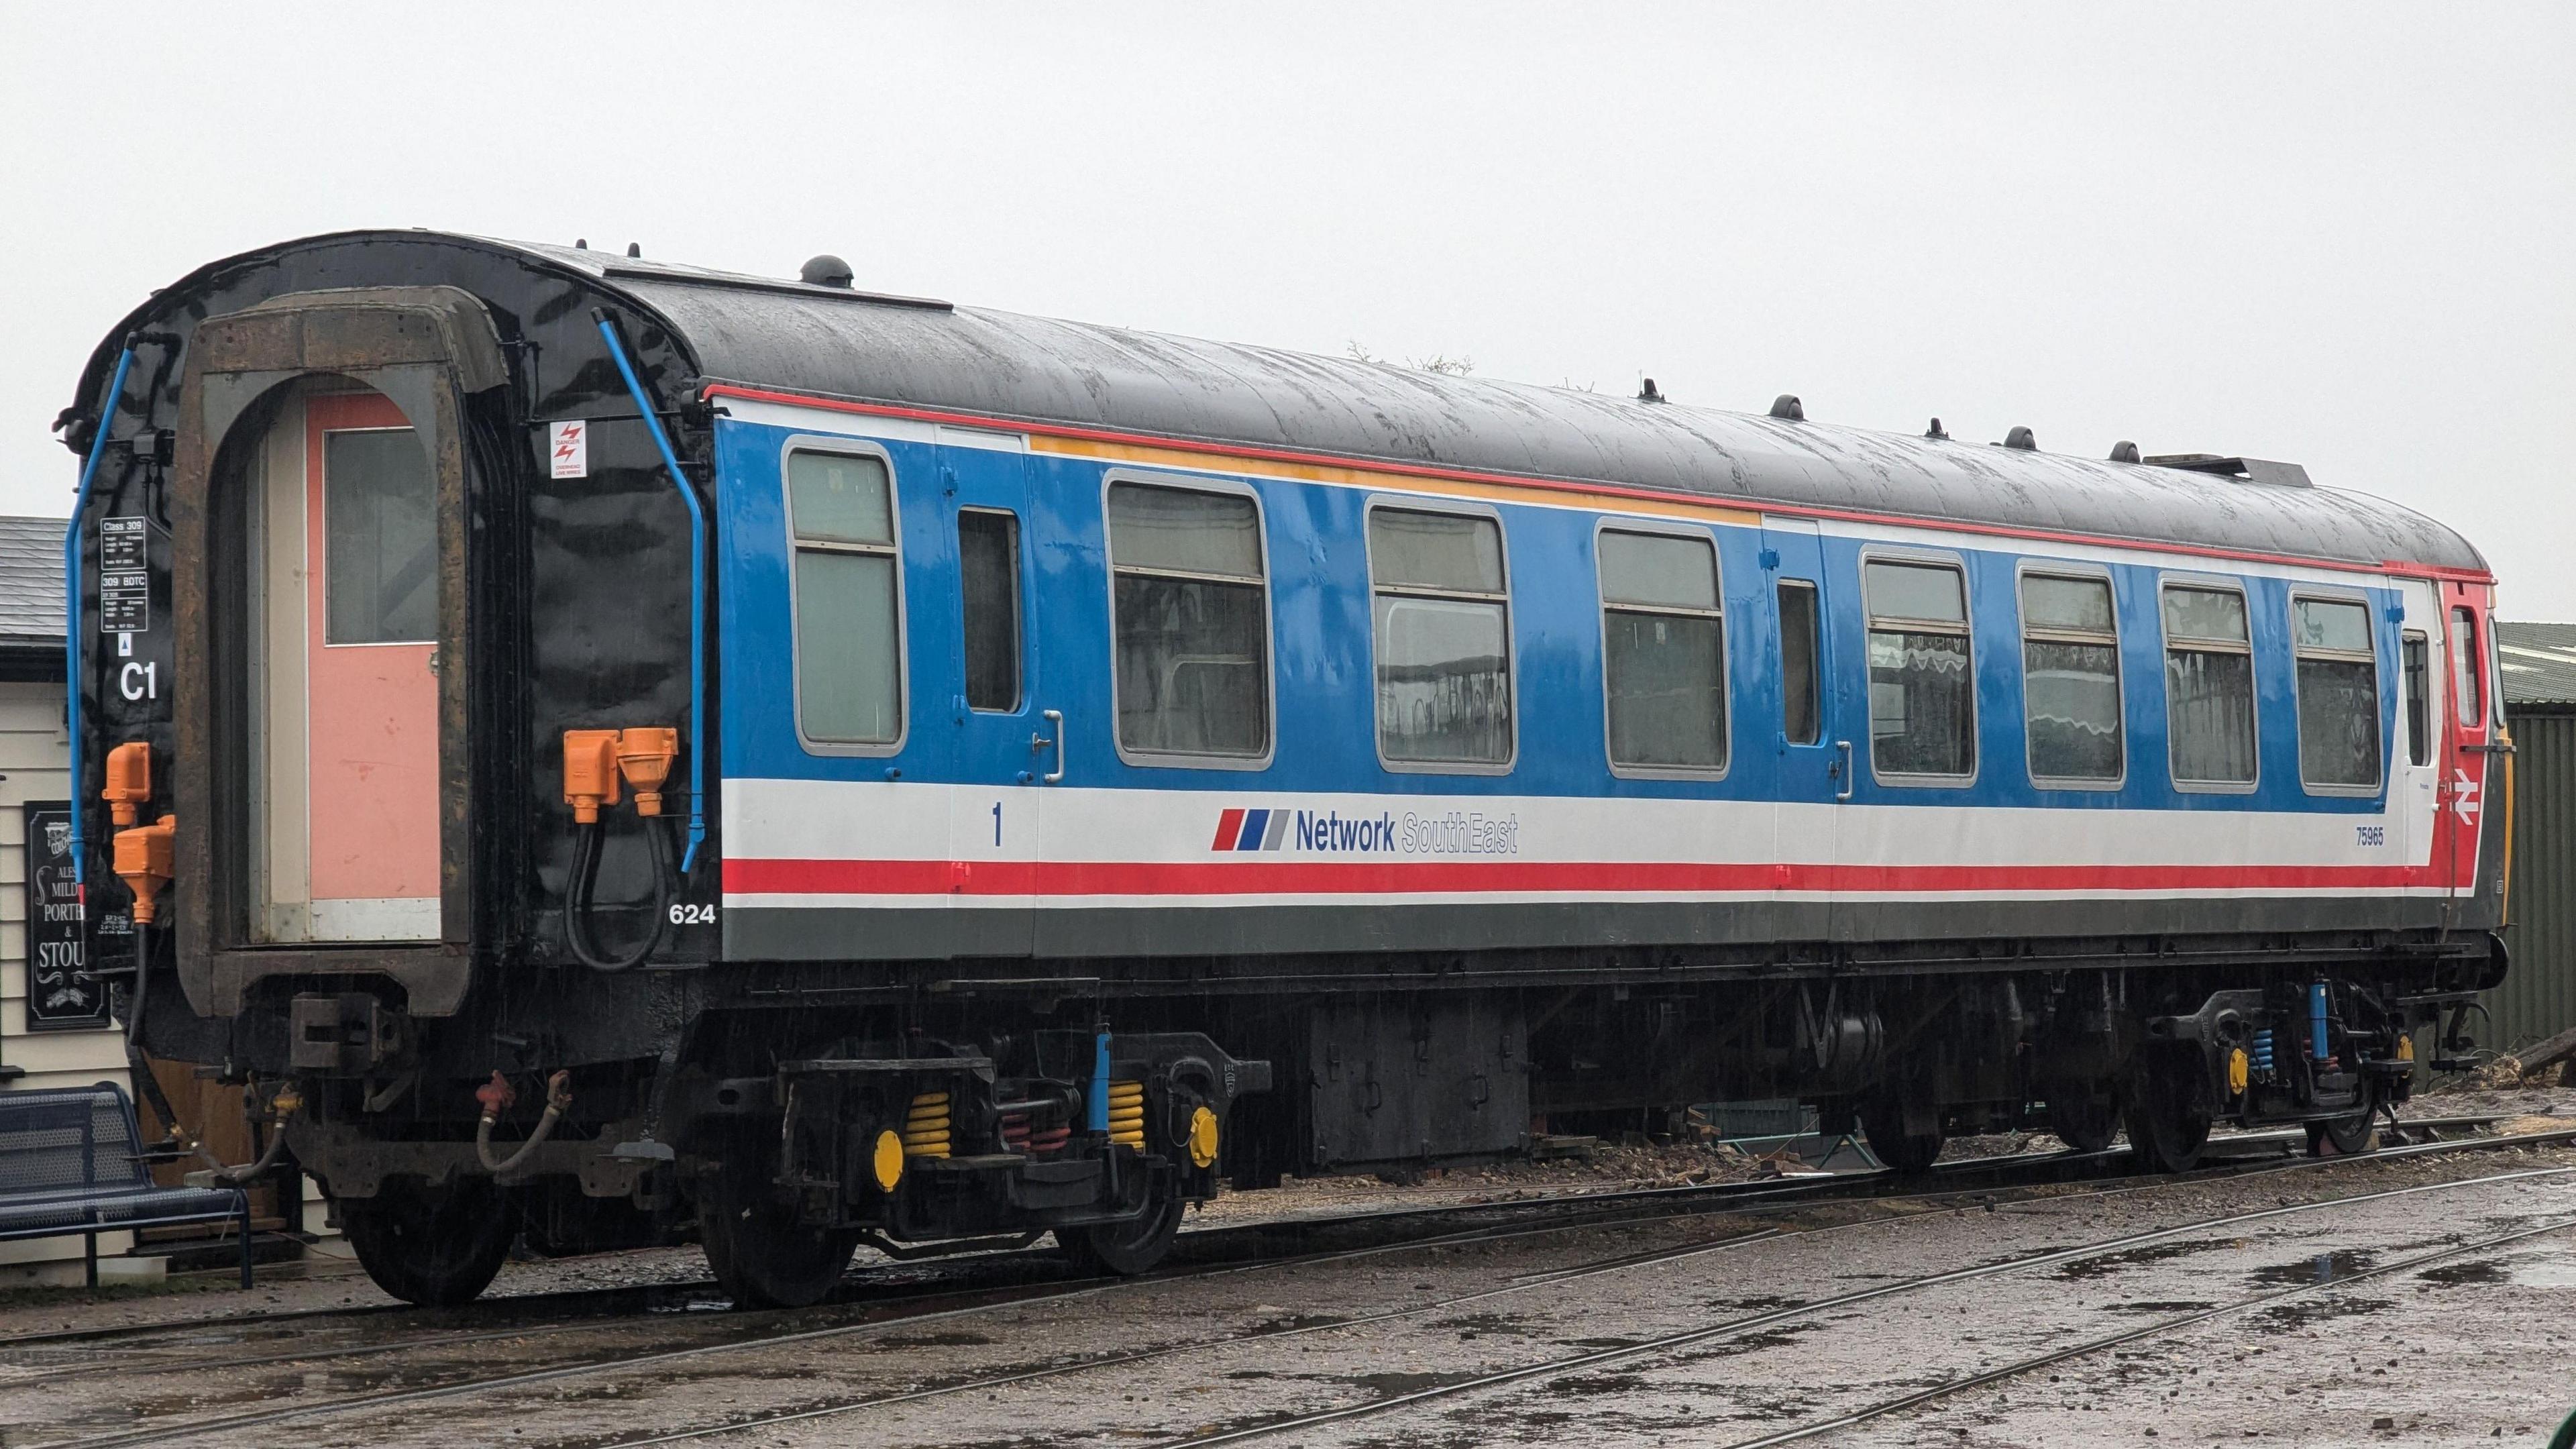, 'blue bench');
0,1083,252,1288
